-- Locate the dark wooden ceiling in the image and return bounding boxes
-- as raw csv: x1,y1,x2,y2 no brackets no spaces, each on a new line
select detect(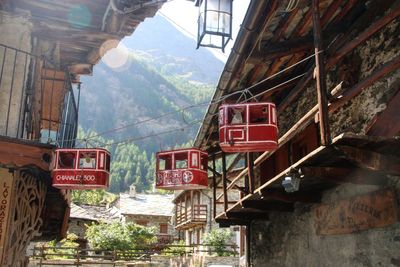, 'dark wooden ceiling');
6,0,165,73
195,0,399,153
